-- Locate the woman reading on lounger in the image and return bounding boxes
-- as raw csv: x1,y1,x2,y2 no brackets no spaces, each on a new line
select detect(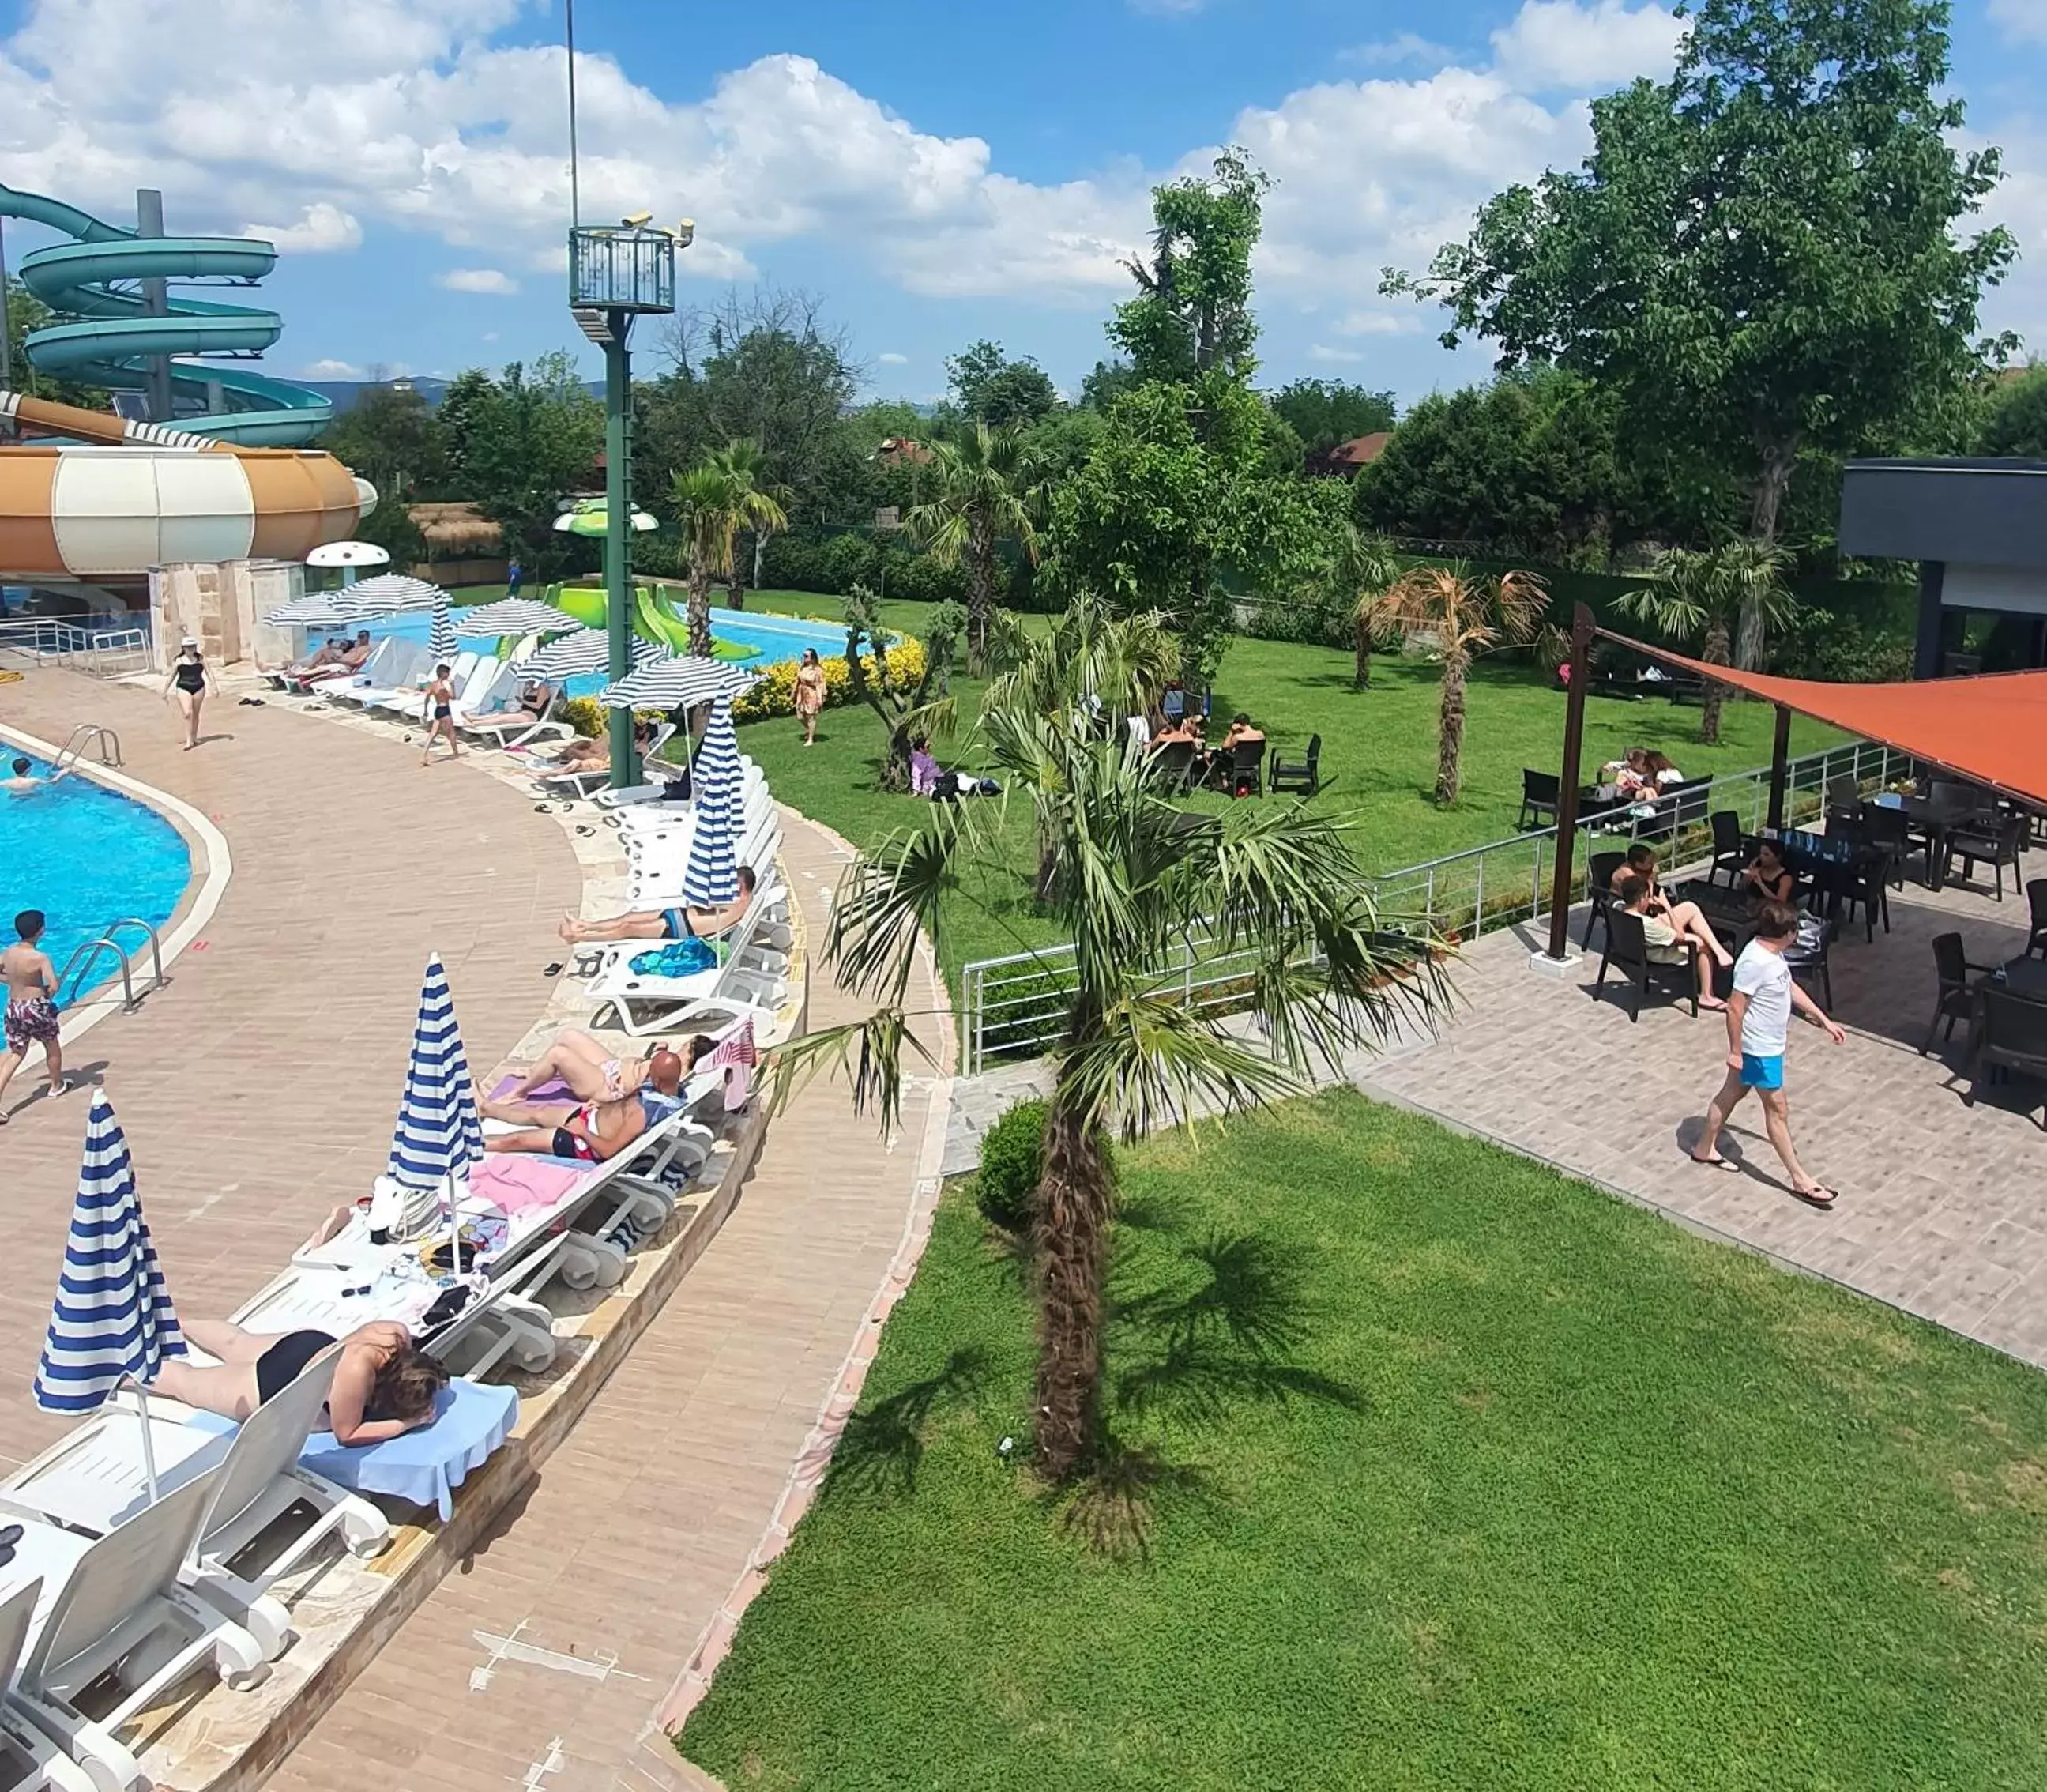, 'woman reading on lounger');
559,864,756,944
149,1320,448,1447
